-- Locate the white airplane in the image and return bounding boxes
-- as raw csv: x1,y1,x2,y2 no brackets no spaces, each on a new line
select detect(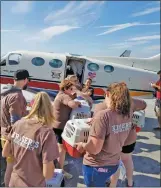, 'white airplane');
0,50,160,99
